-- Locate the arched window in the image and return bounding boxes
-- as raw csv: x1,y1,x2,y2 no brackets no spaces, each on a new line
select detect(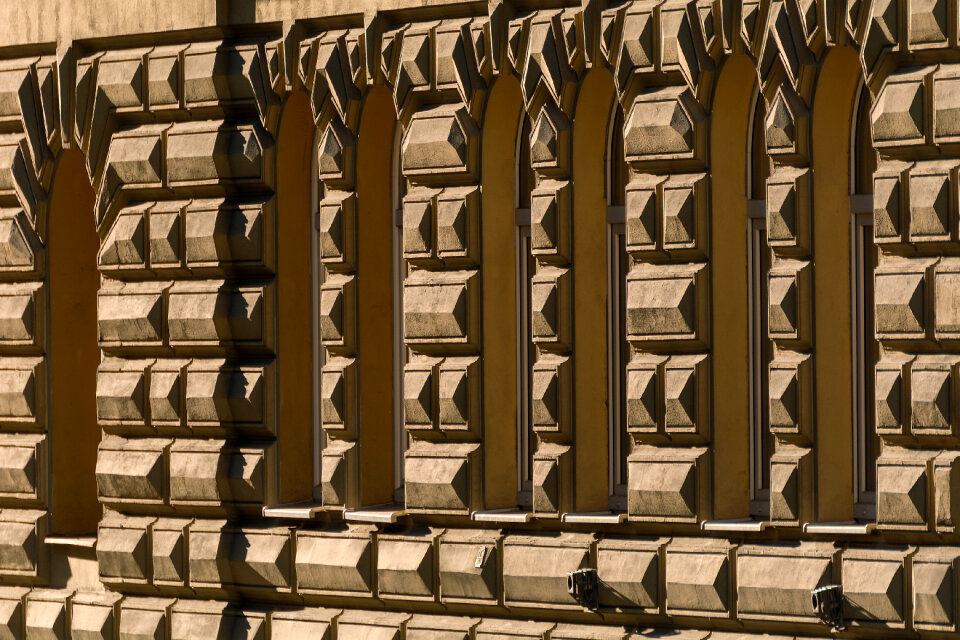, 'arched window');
607,102,629,511
516,115,535,509
851,81,878,520
747,89,773,518
392,123,407,504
